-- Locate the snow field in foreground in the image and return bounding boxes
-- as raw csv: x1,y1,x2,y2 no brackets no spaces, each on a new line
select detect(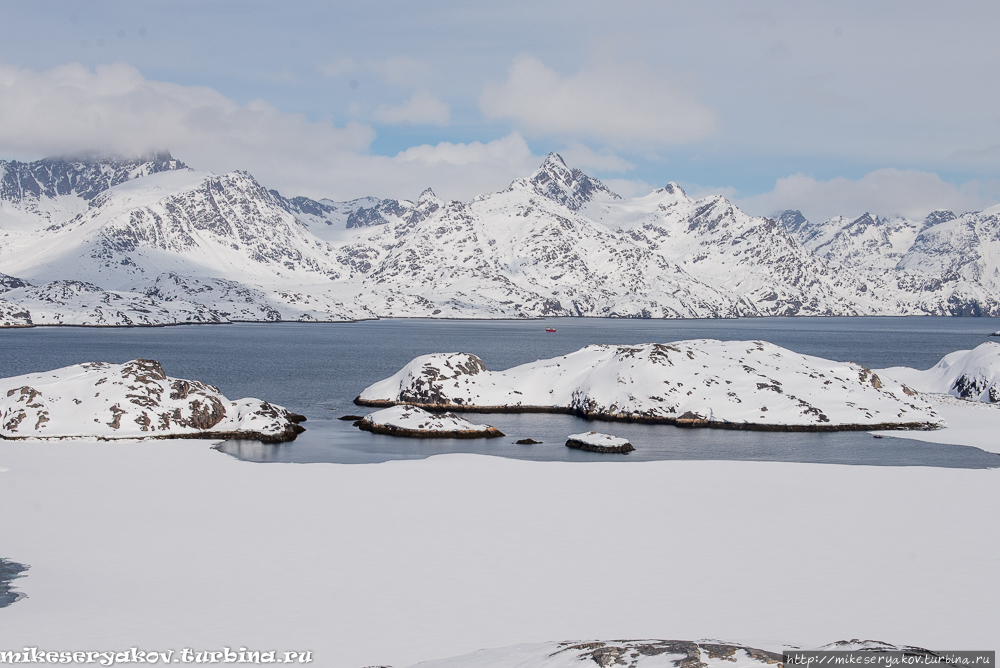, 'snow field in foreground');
0,441,996,668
